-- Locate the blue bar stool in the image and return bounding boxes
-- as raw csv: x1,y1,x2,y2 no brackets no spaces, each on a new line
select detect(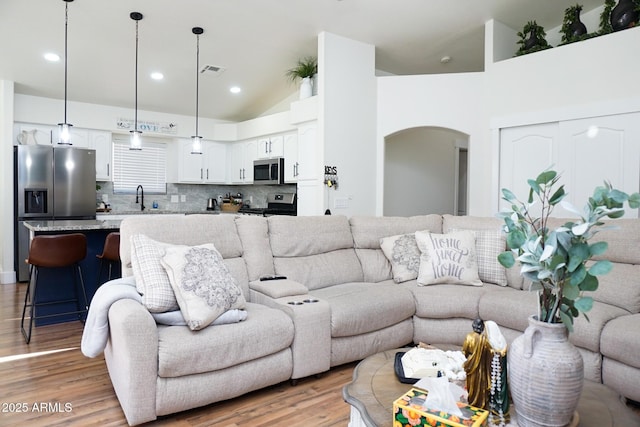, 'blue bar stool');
21,233,88,344
96,232,120,286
